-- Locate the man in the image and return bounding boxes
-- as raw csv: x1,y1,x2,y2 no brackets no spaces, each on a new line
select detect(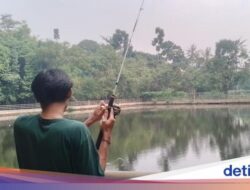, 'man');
14,69,115,176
